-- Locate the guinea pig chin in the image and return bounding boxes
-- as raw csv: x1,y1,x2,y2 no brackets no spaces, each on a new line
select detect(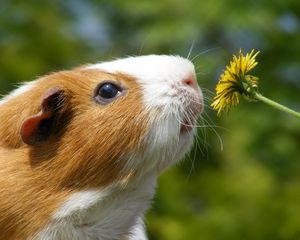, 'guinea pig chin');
140,89,203,172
